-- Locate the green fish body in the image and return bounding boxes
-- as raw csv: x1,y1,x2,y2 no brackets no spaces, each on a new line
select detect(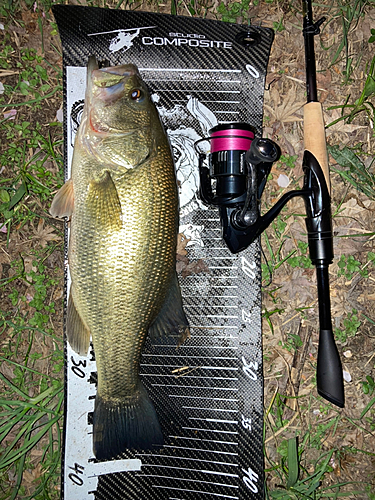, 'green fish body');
51,57,189,460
